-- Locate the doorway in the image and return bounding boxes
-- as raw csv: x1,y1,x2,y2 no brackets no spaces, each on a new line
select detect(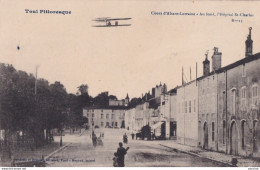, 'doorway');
203,122,208,149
